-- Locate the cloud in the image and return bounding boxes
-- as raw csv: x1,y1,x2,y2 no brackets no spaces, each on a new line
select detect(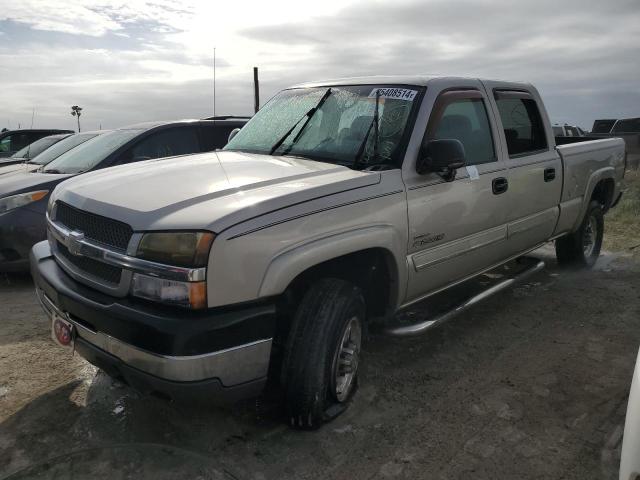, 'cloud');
0,0,639,130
